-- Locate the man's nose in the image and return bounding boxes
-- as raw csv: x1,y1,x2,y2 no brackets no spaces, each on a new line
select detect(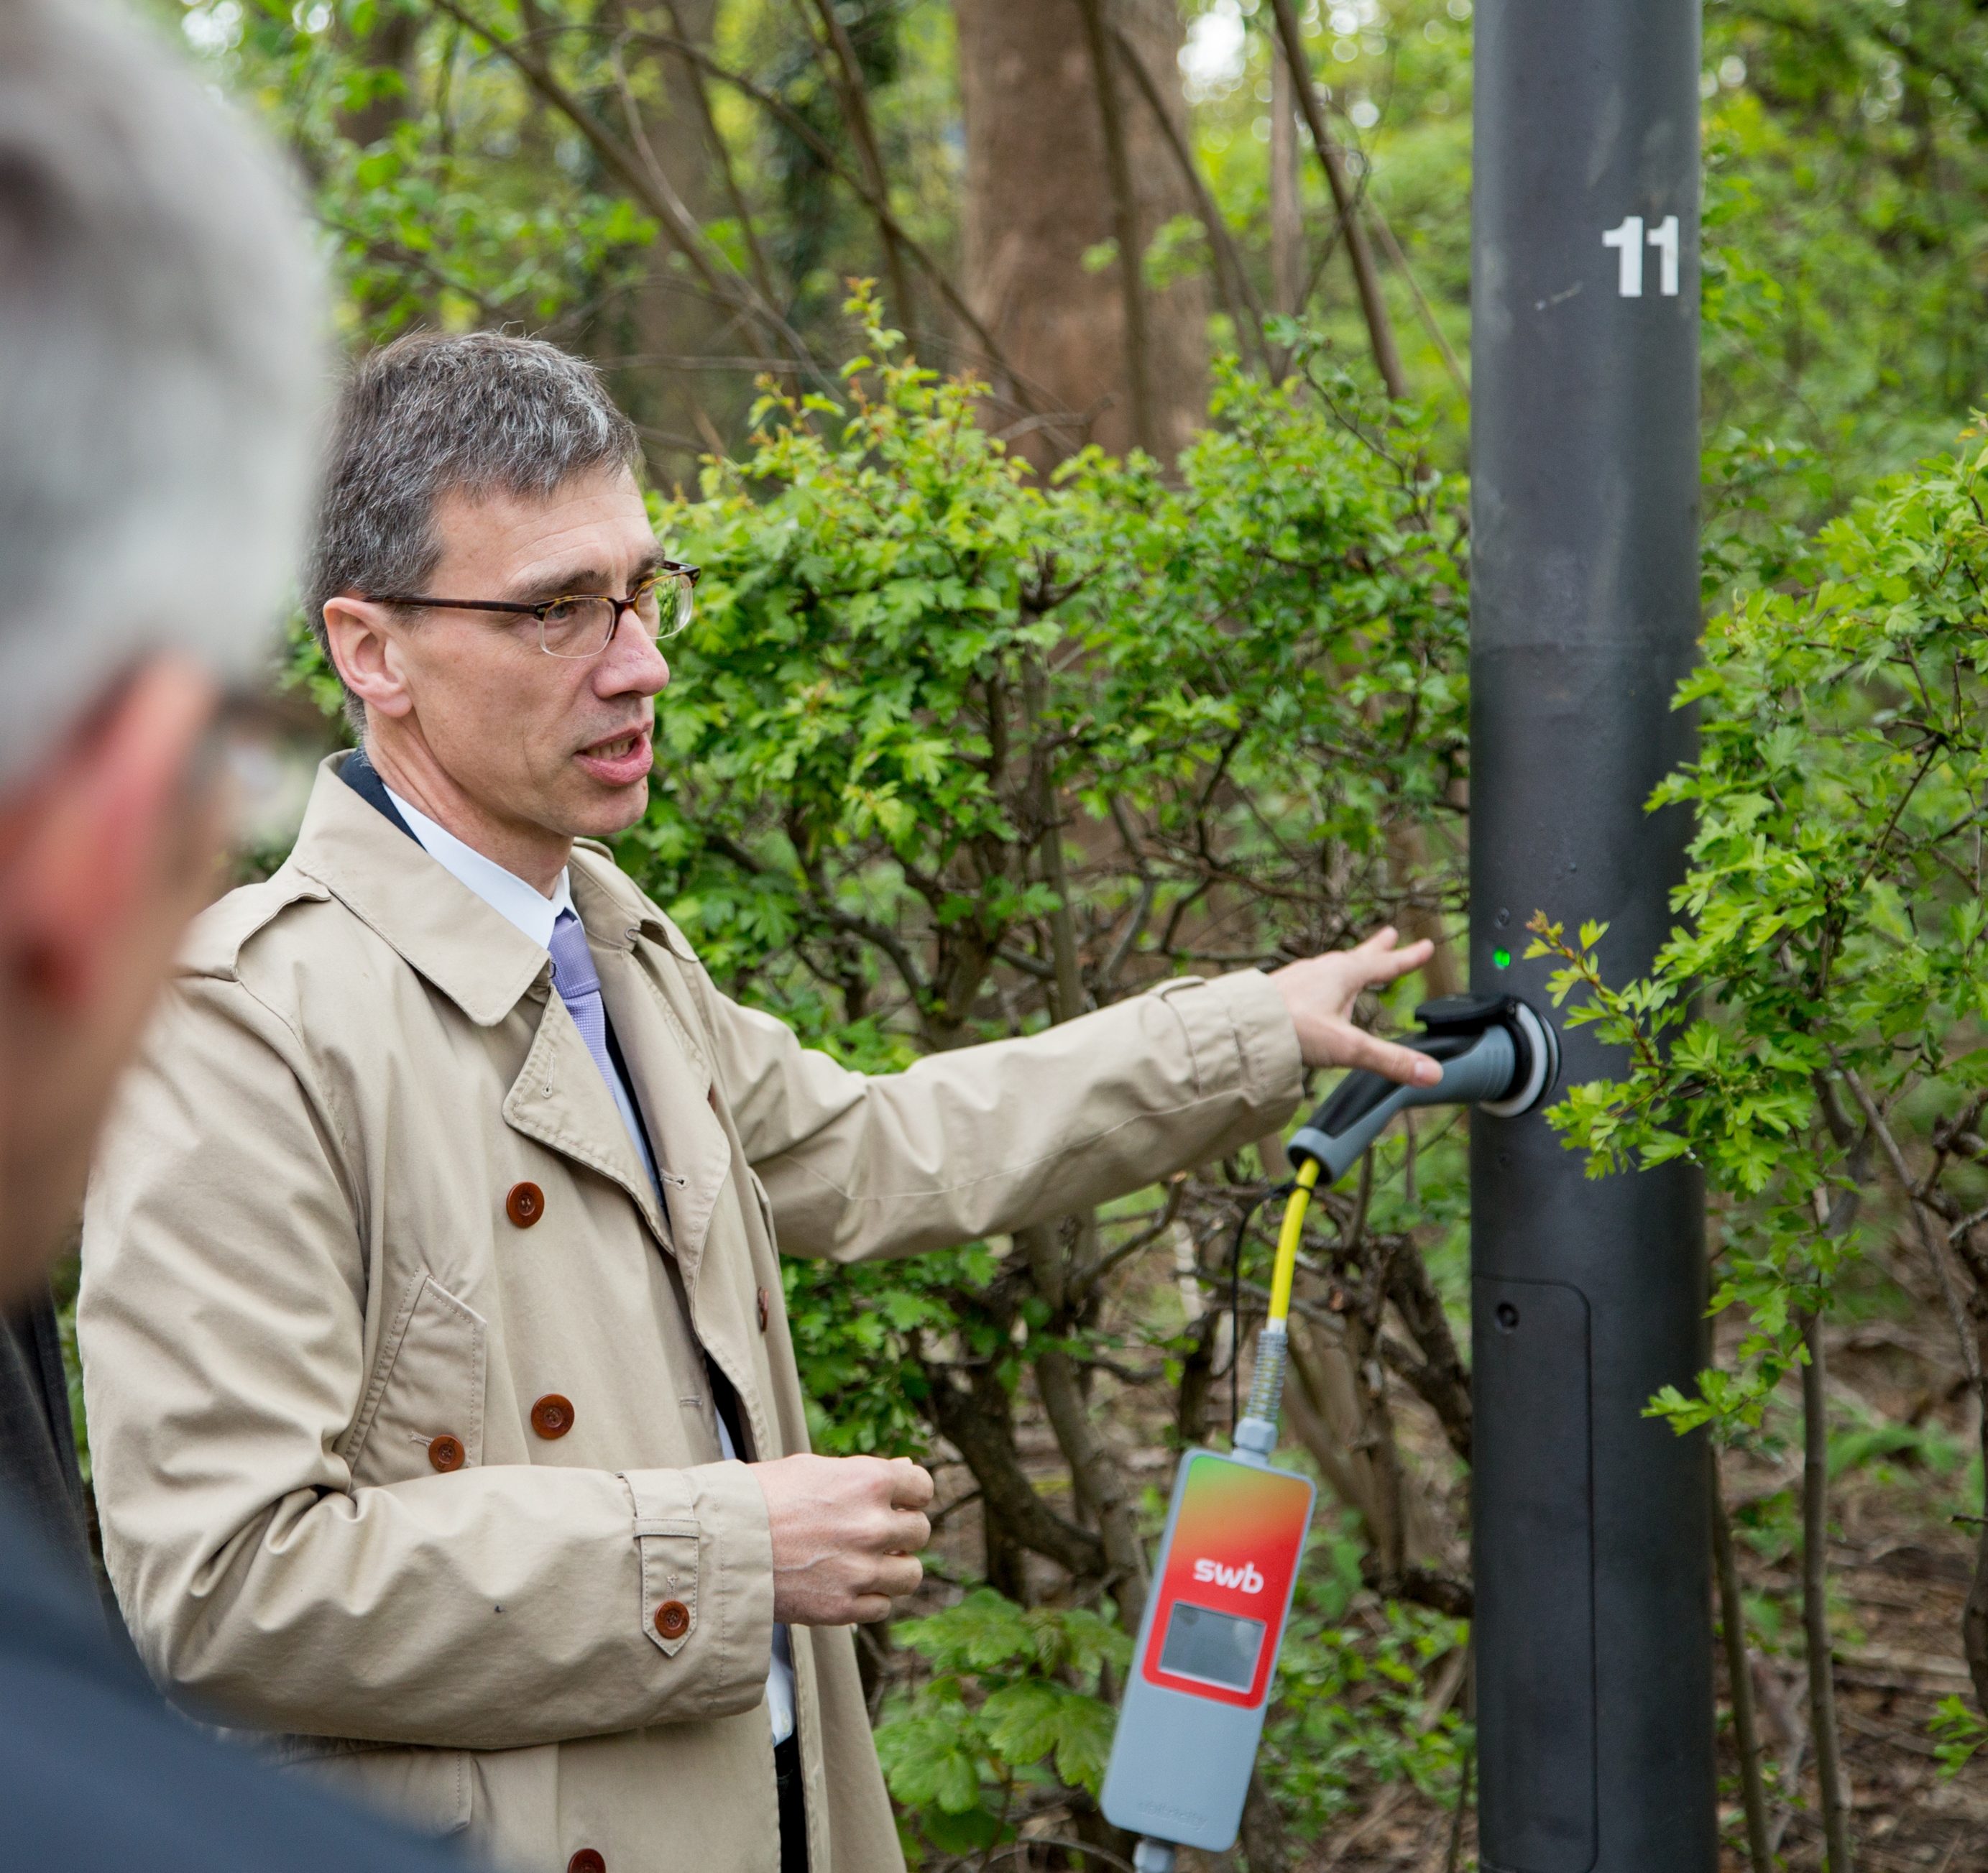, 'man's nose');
595,608,670,696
